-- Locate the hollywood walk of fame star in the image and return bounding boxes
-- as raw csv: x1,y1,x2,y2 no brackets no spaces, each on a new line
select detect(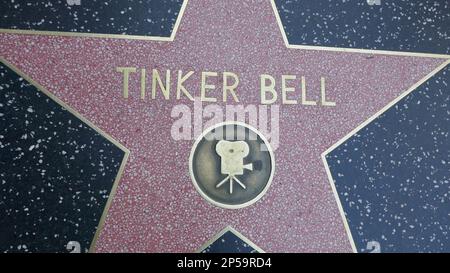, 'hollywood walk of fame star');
0,0,448,252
